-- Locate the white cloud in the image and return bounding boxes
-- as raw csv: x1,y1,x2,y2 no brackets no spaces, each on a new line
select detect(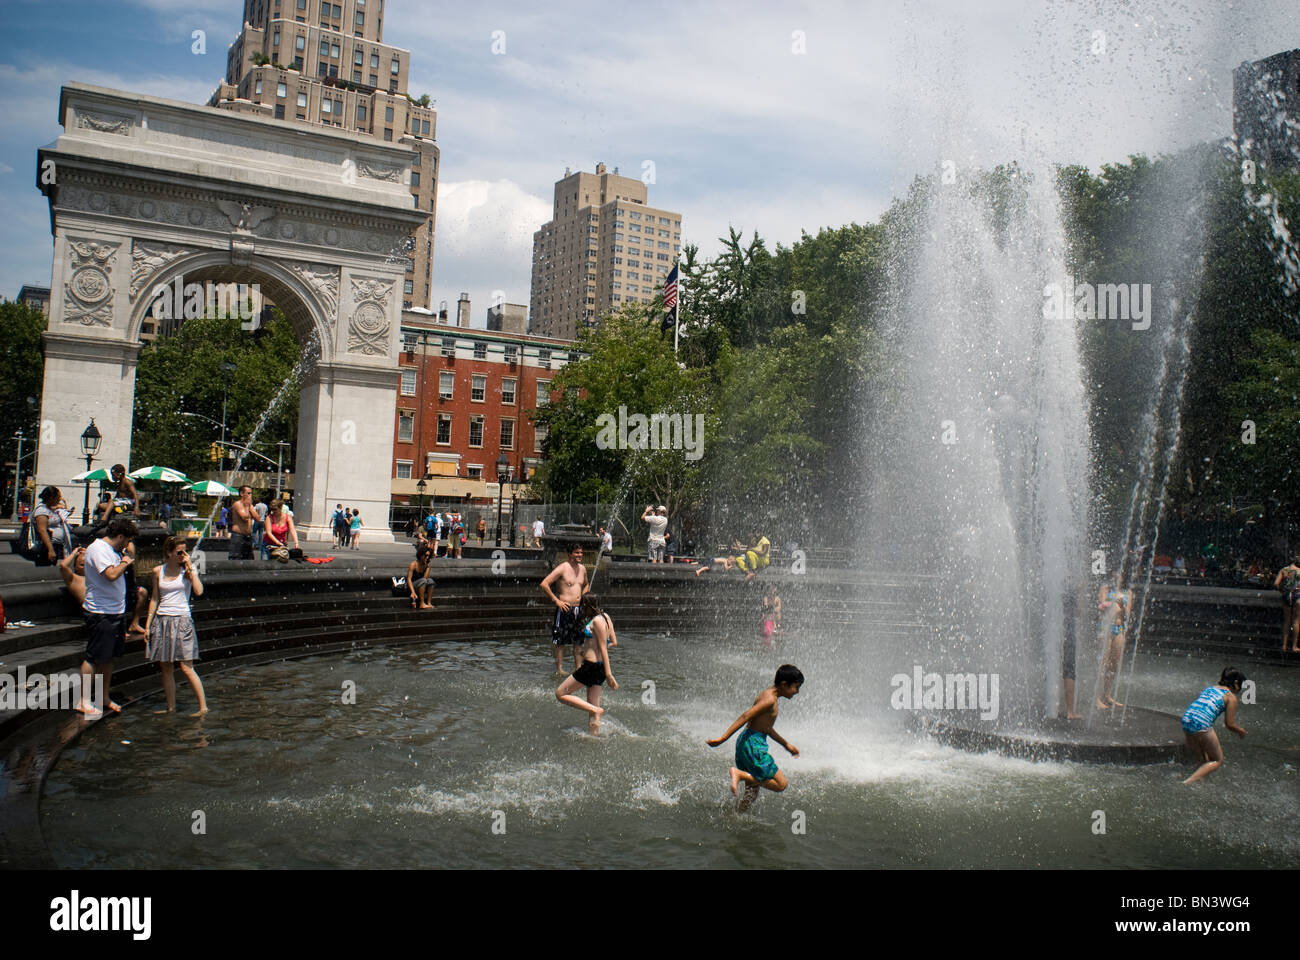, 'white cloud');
429,179,551,326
